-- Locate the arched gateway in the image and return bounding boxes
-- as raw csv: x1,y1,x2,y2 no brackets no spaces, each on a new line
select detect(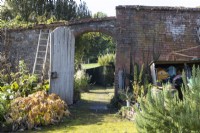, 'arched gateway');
49,18,117,104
